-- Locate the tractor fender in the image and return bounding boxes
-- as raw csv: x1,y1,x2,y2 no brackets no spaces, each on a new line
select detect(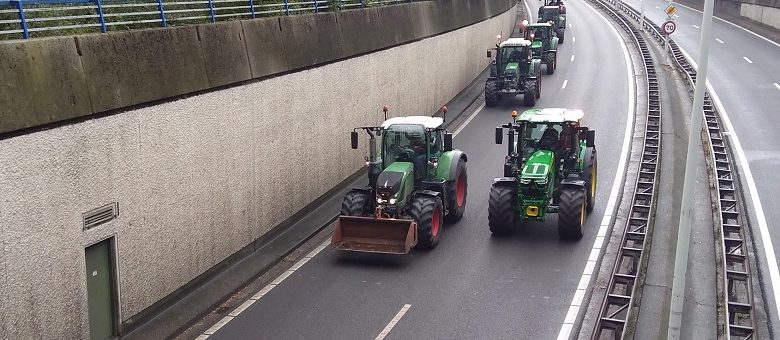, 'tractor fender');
550,37,559,51
435,150,468,182
530,59,542,77
561,174,586,188
414,190,442,200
